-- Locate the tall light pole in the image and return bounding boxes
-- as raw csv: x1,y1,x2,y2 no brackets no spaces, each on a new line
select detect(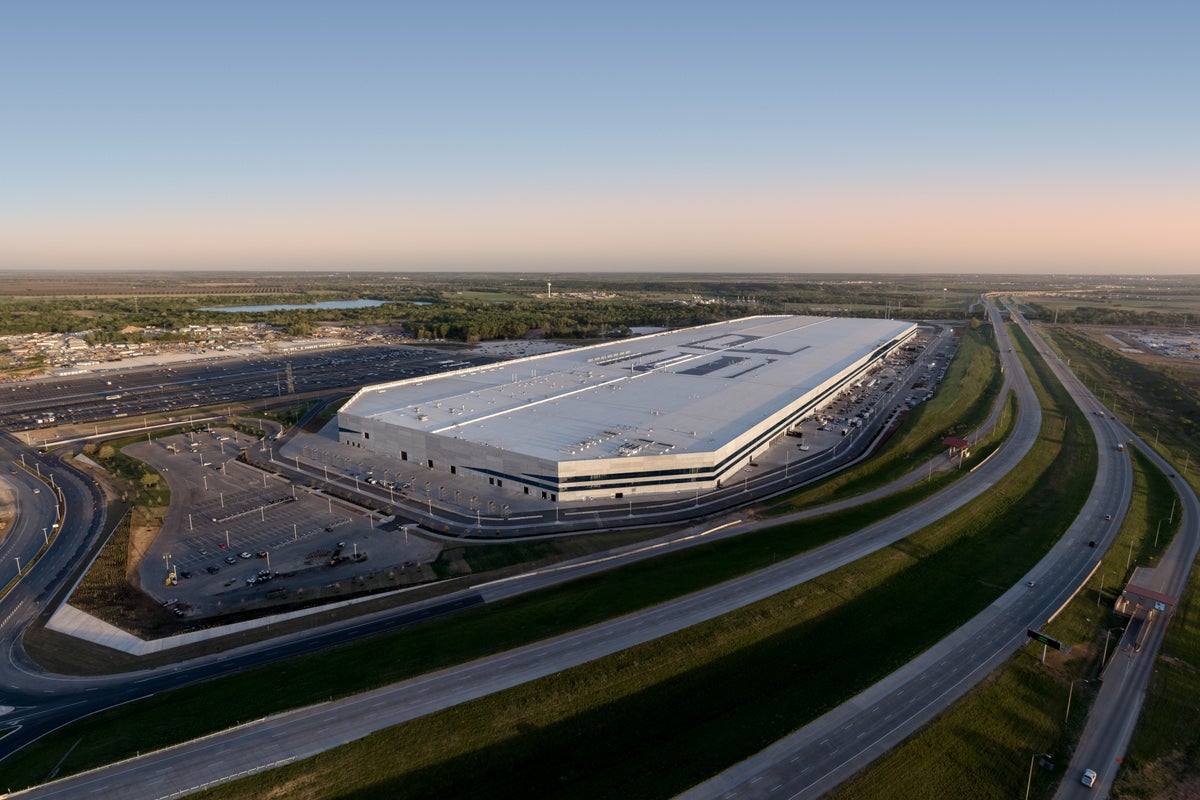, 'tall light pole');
1066,679,1088,722
1027,753,1051,800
